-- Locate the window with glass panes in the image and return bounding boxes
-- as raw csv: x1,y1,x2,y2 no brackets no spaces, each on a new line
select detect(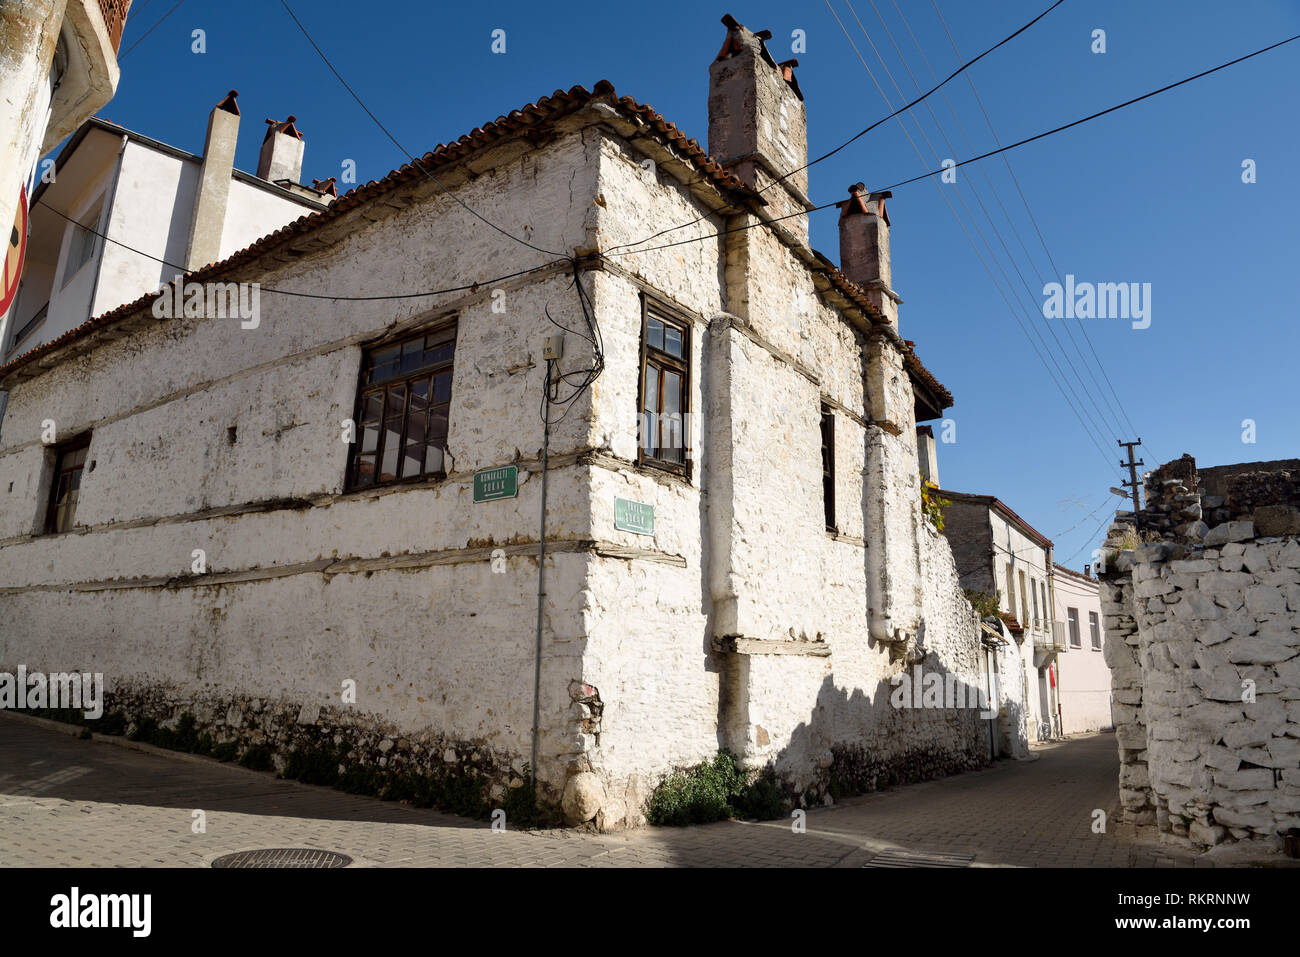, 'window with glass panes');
1089,611,1101,650
45,433,91,534
348,324,456,489
638,302,688,468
